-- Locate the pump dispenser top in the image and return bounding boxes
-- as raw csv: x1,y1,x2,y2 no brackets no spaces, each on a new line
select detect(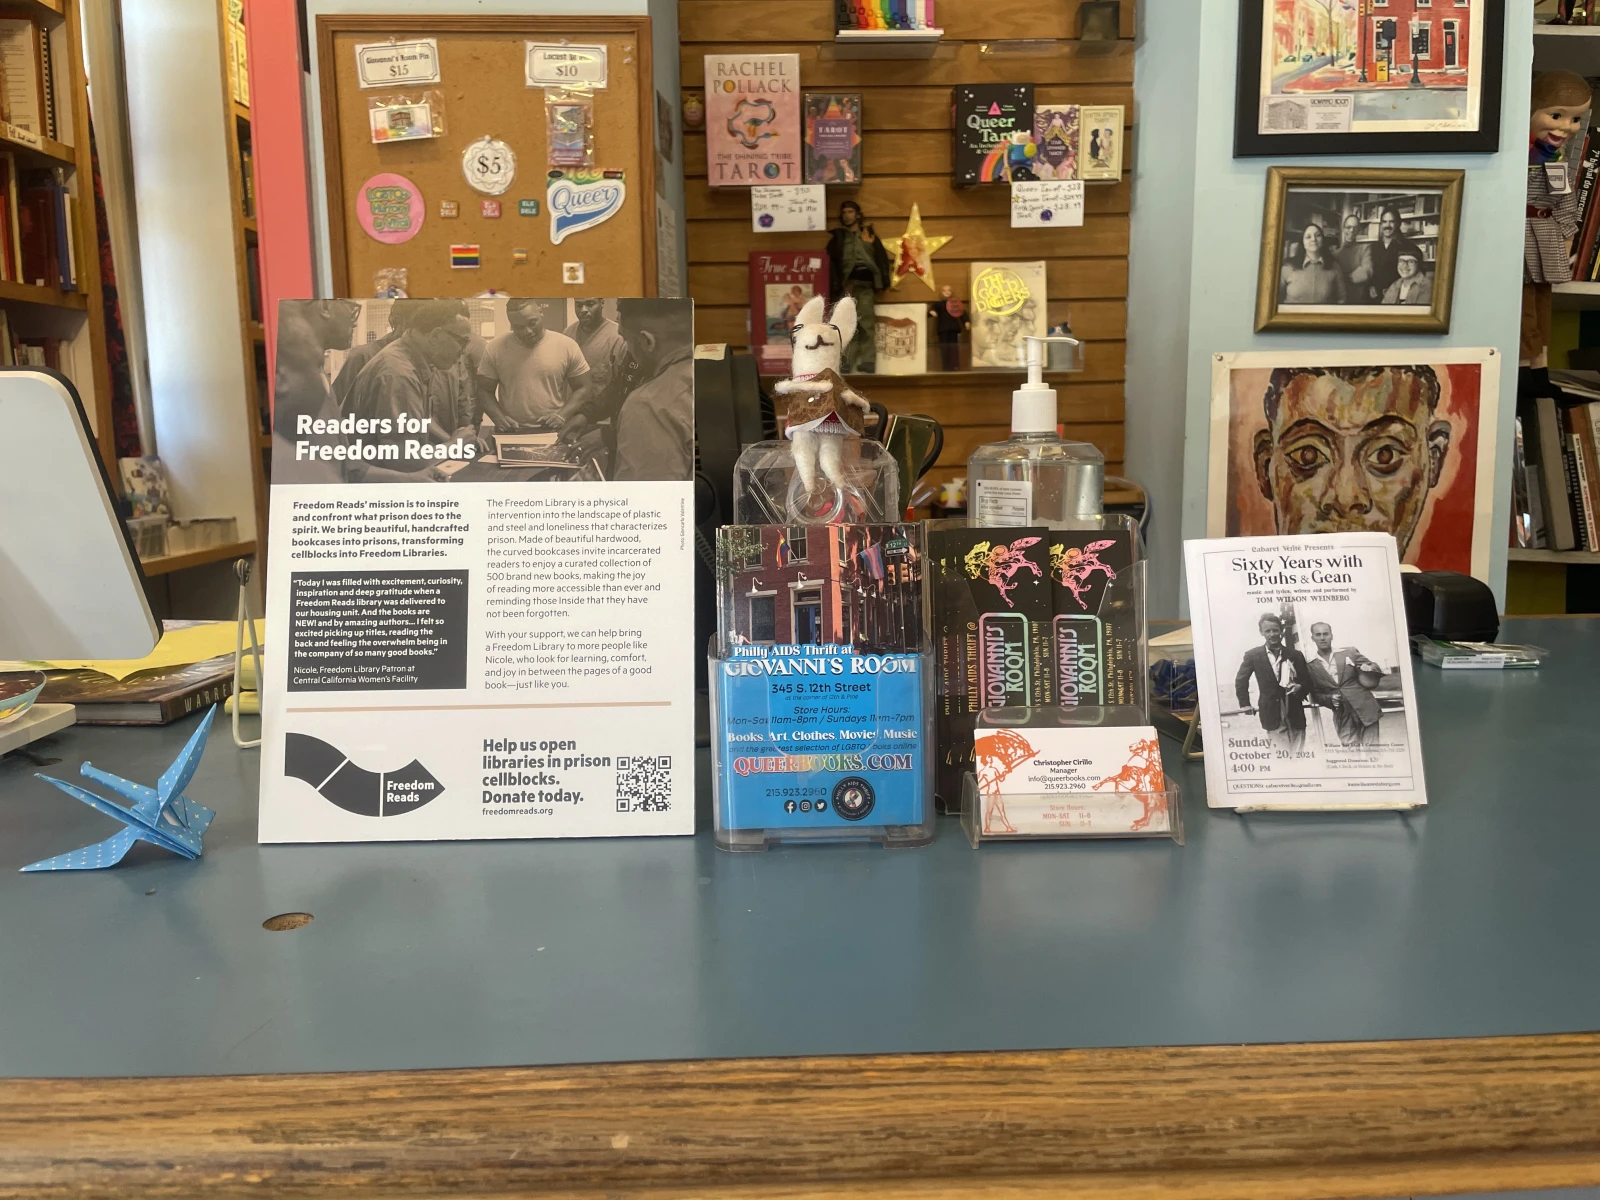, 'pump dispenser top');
966,334,1103,529
1010,333,1066,434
